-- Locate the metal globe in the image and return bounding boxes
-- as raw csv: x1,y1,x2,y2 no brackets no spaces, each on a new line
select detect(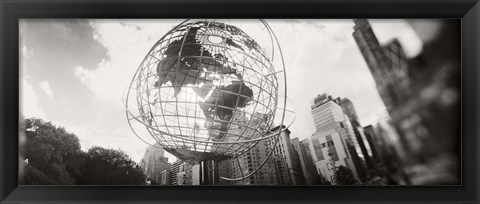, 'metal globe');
126,20,283,164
